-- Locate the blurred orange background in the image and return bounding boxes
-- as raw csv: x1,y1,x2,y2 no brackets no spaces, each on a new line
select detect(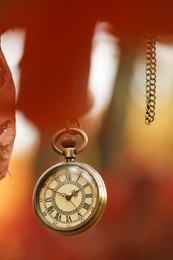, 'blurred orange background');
1,2,173,260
